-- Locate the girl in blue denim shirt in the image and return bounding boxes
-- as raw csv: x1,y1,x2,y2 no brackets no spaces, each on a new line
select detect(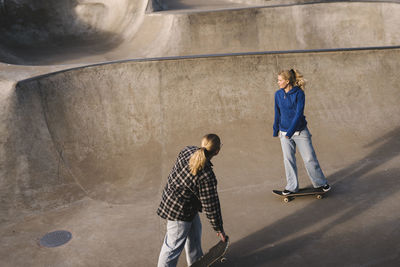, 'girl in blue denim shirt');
273,69,331,195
